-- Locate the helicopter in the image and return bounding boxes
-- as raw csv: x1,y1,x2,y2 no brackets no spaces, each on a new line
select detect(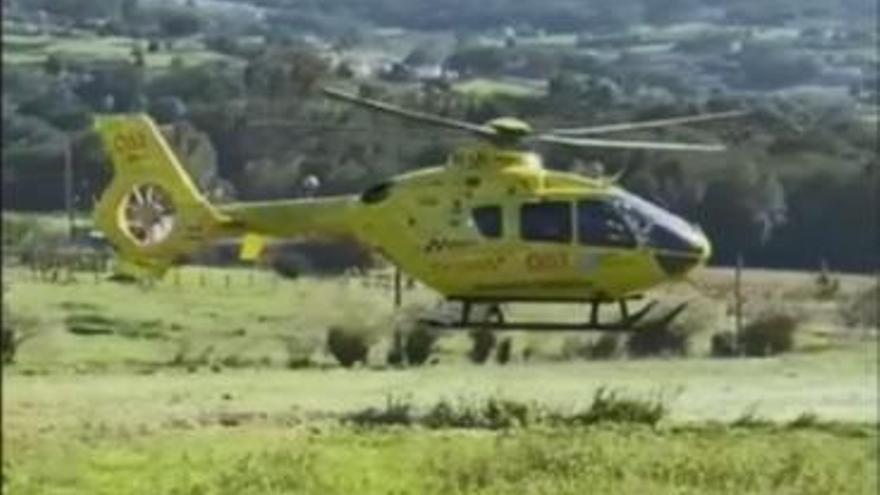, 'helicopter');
92,86,746,331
